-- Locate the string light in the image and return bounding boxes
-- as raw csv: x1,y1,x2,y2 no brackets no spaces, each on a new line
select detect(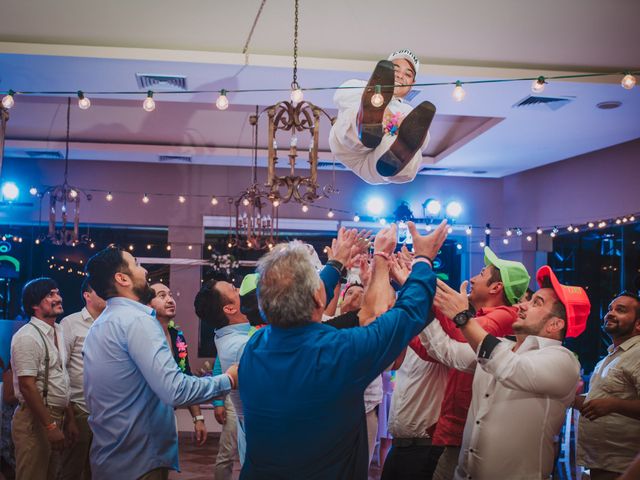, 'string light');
1,90,15,109
552,227,559,234
631,215,636,221
188,245,193,250
456,243,463,250
302,204,309,213
77,91,91,110
207,244,213,250
128,244,134,251
353,213,360,222
567,225,574,232
479,241,486,248
515,228,523,237
106,192,113,201
506,229,513,237
142,193,150,204
216,89,229,110
503,238,509,245
484,226,491,235
242,198,250,206
35,238,41,245
615,218,622,224
550,232,556,238
532,76,546,93
536,227,543,235
526,235,533,242
621,73,636,90
380,218,387,225
166,245,172,251
90,242,95,249
143,91,156,112
146,244,152,250
371,85,384,107
69,189,78,199
465,226,472,235
598,221,607,228
327,209,334,218
588,222,595,228
29,186,38,196
178,195,186,204
452,81,466,102
272,199,280,207
227,242,233,248
447,226,453,234
211,196,219,205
